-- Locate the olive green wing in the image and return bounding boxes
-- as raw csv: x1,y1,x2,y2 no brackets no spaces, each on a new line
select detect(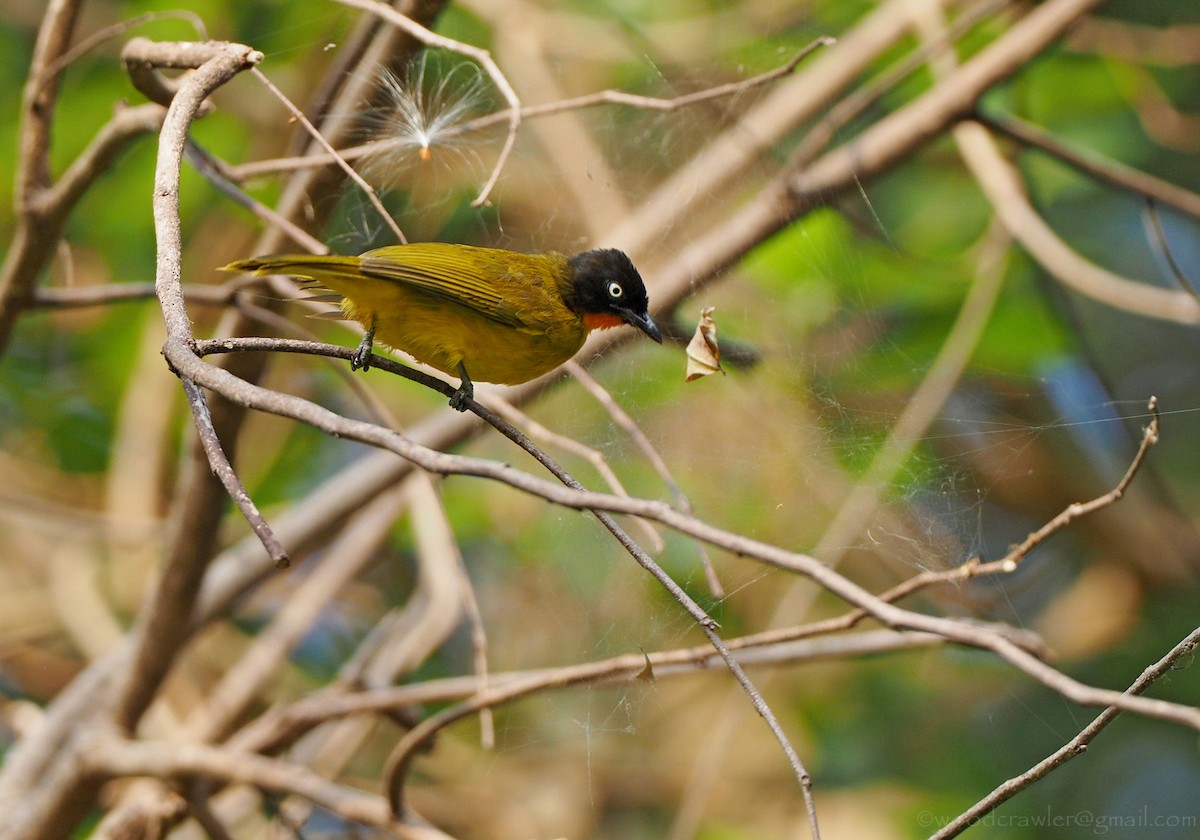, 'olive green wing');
359,244,562,330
